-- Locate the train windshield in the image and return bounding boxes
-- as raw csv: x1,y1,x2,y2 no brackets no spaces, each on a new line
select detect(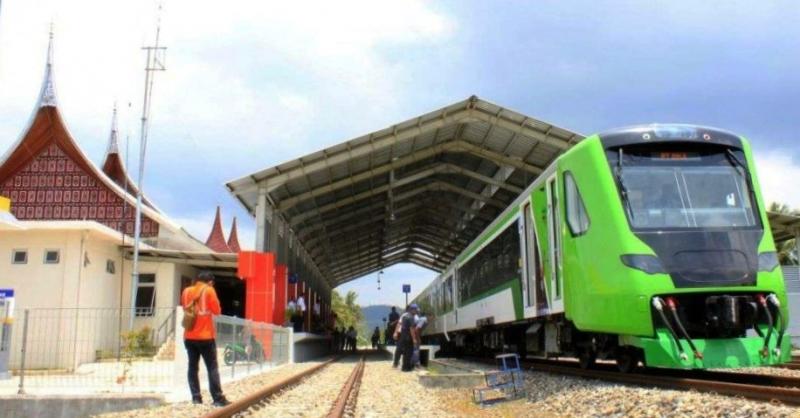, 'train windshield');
610,145,759,230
